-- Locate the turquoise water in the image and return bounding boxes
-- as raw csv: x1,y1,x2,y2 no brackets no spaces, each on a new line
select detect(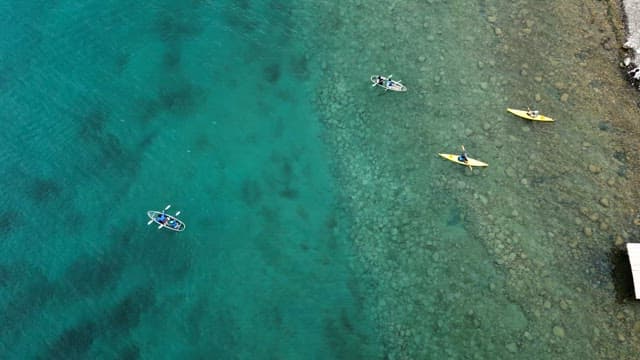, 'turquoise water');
4,0,640,359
